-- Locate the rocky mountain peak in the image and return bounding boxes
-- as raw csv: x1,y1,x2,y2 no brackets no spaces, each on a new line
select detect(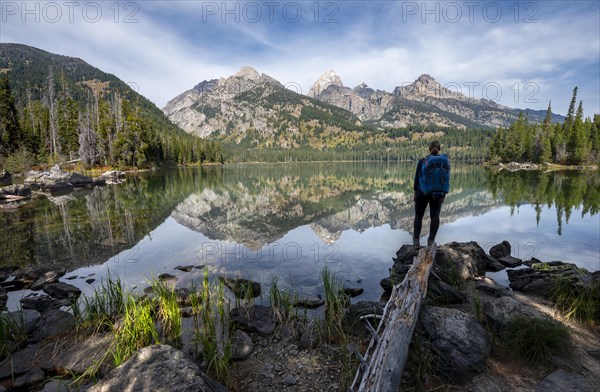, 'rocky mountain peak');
394,74,461,101
235,66,261,81
308,70,344,98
